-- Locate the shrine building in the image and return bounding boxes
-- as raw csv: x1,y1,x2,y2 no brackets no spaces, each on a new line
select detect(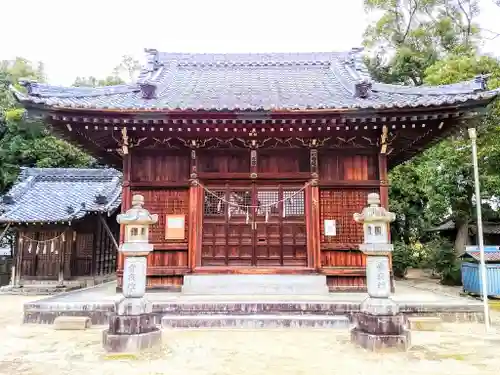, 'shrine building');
12,48,499,292
0,168,121,288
